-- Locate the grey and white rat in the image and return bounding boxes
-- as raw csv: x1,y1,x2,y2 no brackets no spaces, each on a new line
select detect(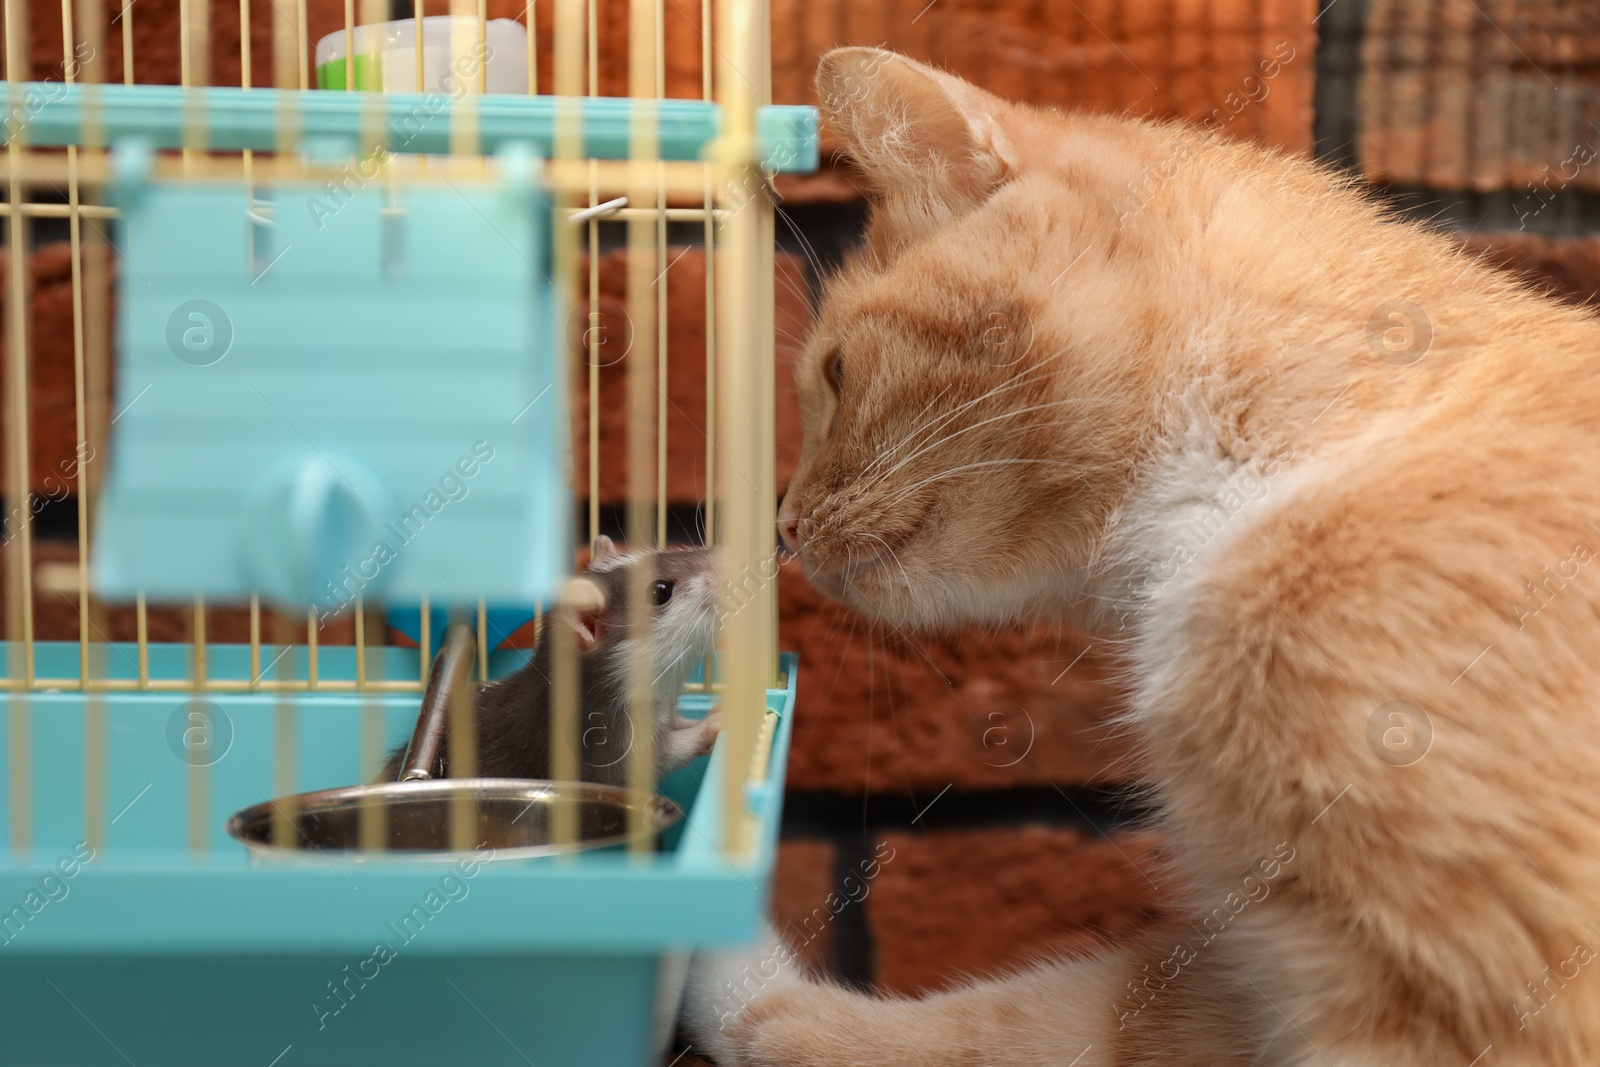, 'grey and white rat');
379,536,722,787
